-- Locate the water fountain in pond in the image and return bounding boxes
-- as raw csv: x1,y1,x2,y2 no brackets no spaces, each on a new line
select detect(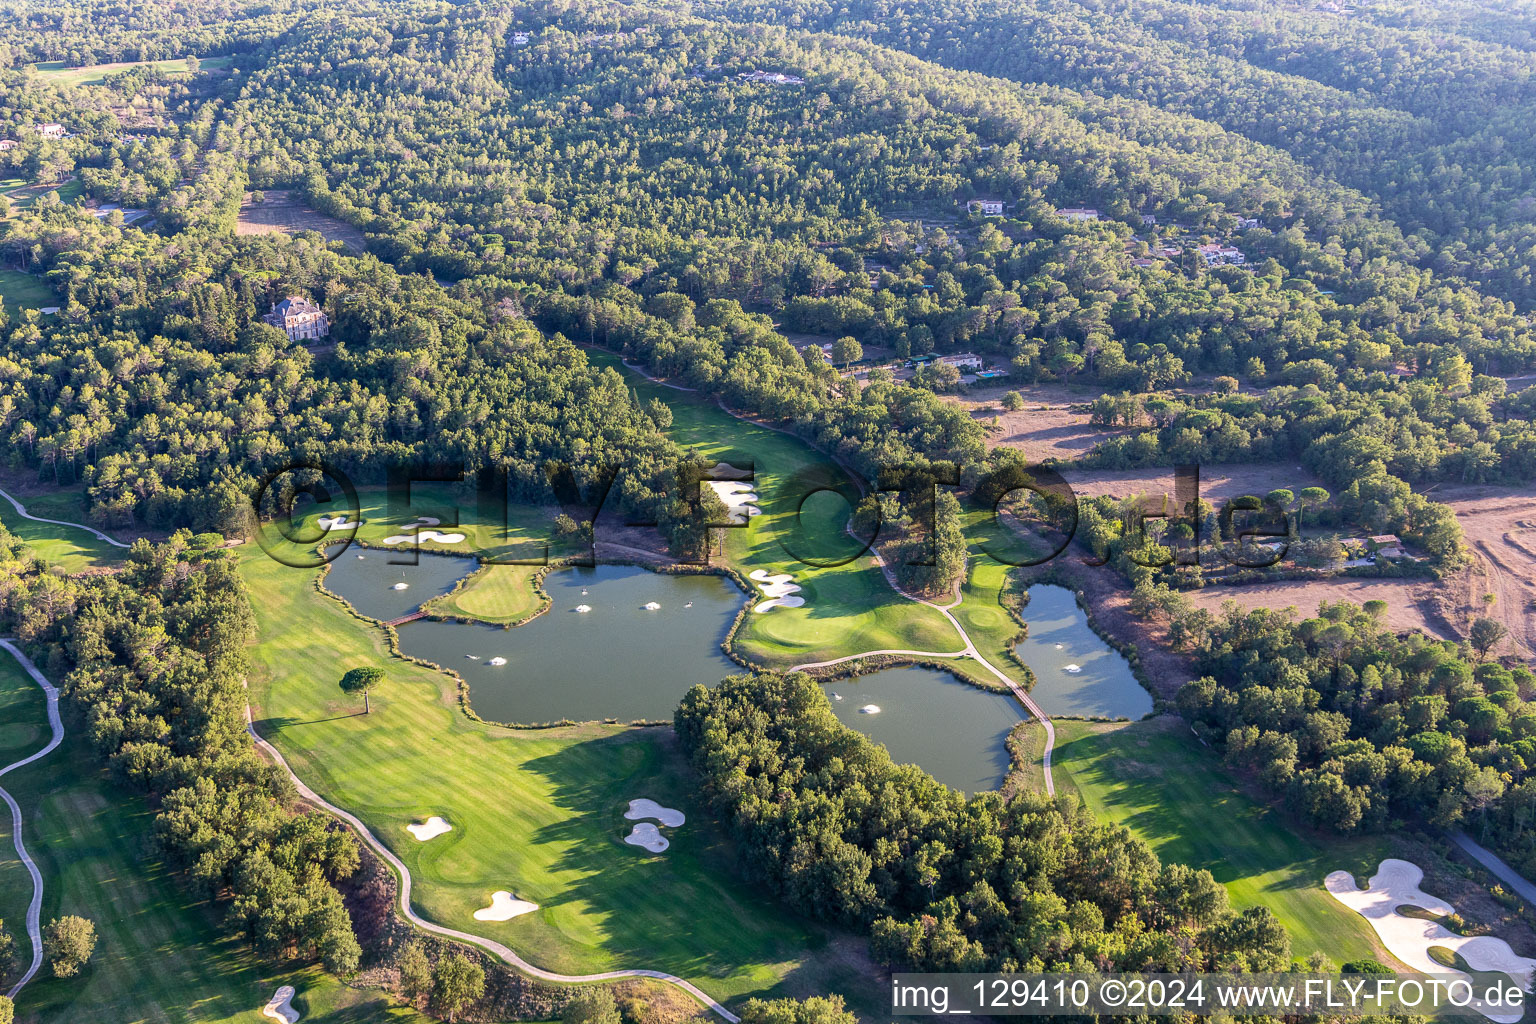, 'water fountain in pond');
1013,585,1151,718
322,559,741,724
